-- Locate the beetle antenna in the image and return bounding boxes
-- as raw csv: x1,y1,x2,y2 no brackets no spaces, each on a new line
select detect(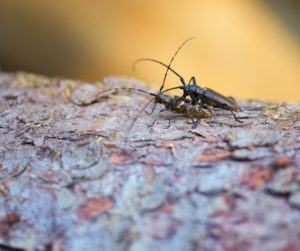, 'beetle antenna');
95,87,156,99
133,58,186,87
93,87,158,135
160,37,195,92
160,86,182,94
127,97,155,135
